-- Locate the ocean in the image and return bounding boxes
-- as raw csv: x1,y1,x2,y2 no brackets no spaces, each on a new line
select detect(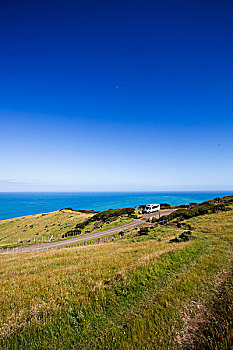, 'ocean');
0,191,232,220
